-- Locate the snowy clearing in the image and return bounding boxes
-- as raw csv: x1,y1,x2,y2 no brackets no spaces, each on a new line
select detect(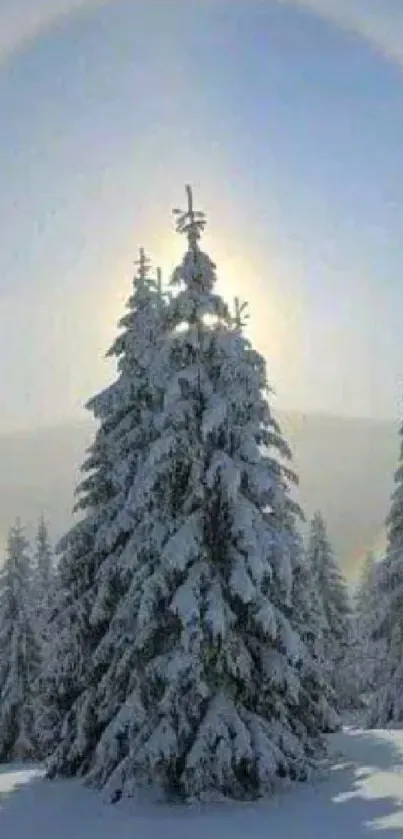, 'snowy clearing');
1,728,403,838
